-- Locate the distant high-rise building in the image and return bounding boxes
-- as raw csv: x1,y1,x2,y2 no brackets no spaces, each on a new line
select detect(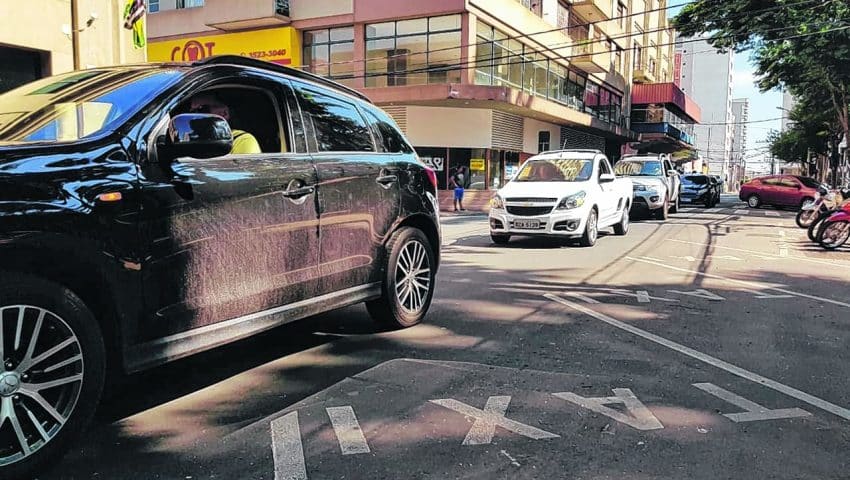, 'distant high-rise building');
781,90,796,132
731,98,749,187
676,36,735,182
